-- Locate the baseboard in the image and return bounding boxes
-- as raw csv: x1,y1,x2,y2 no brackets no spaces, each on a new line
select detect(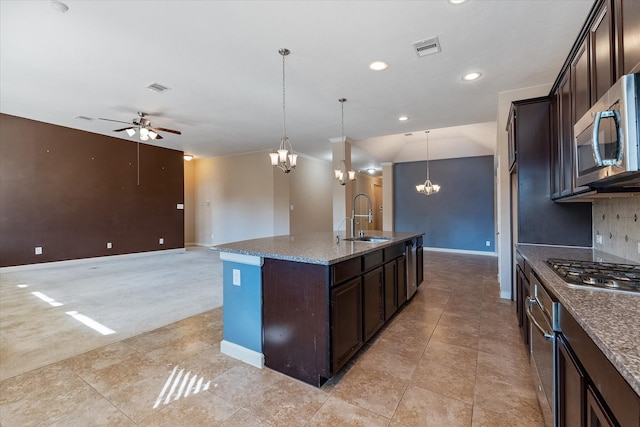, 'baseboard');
423,247,497,257
0,248,186,273
220,340,264,368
